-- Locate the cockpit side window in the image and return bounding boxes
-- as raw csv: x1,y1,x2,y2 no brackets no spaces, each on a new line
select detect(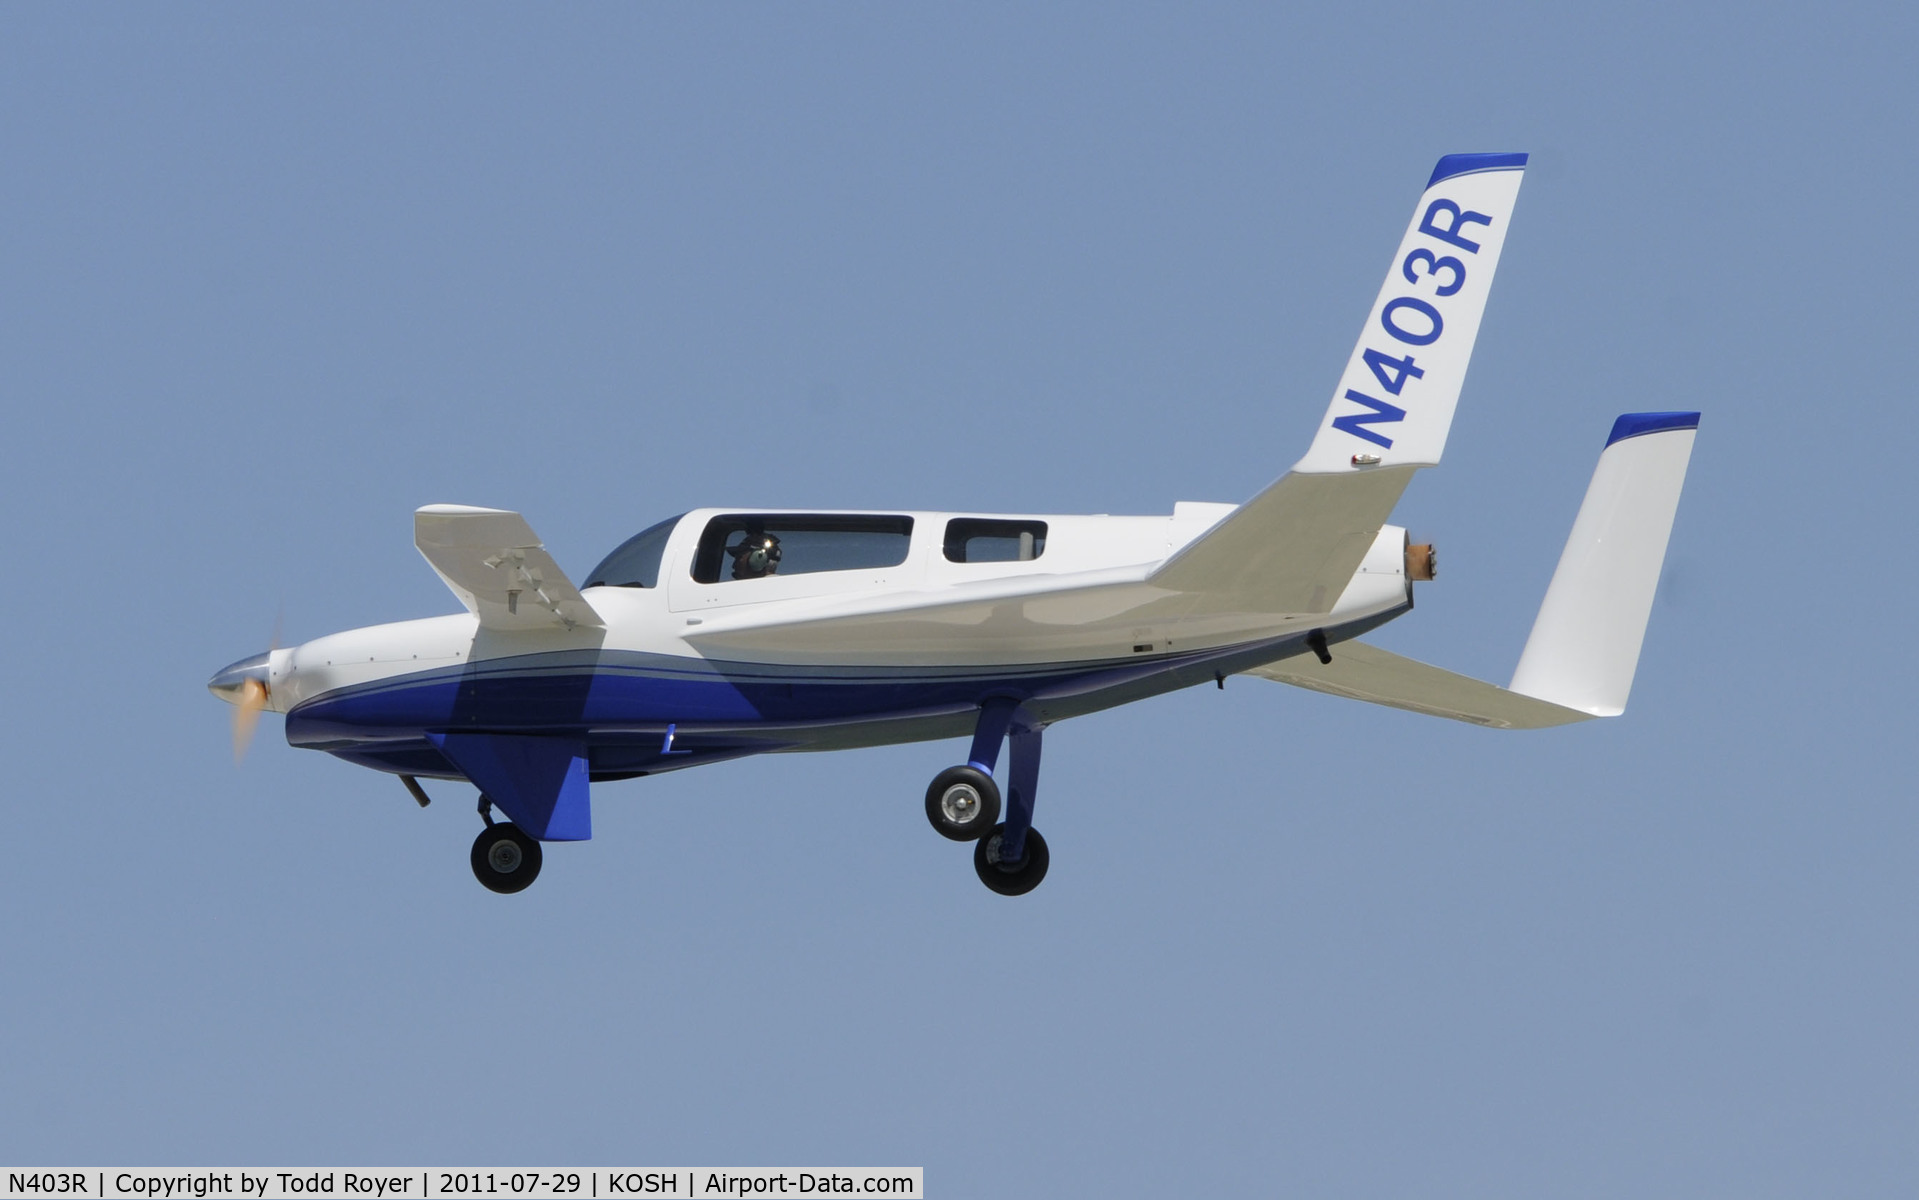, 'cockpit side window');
691,515,914,584
944,518,1047,563
584,515,683,588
